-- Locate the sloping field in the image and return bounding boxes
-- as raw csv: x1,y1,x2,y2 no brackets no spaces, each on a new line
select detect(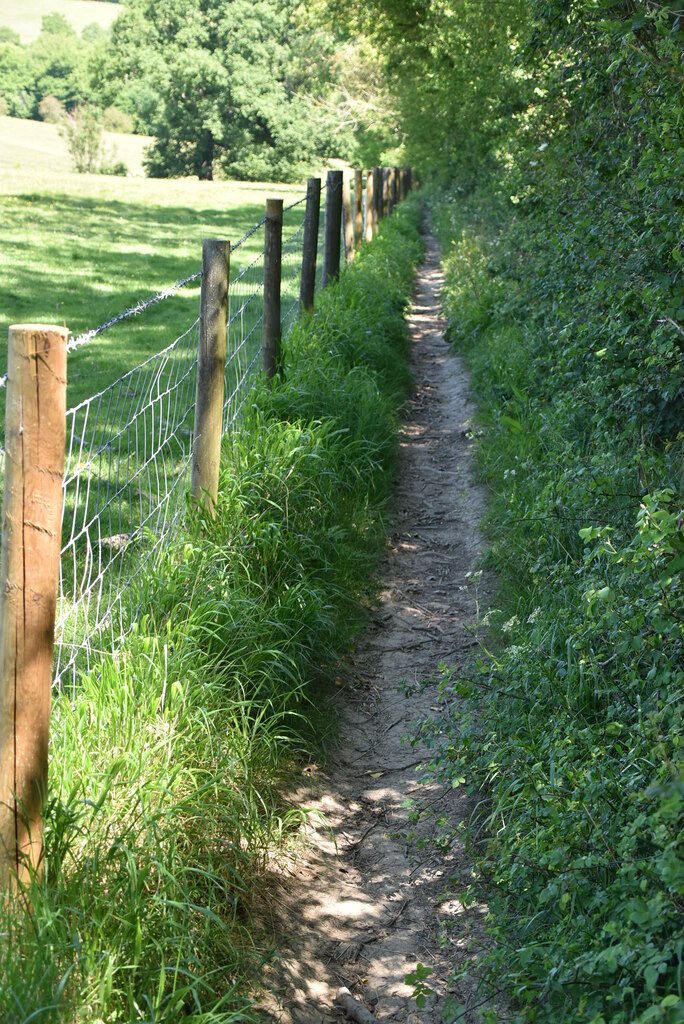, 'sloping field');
0,113,306,409
0,0,119,42
0,114,151,182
